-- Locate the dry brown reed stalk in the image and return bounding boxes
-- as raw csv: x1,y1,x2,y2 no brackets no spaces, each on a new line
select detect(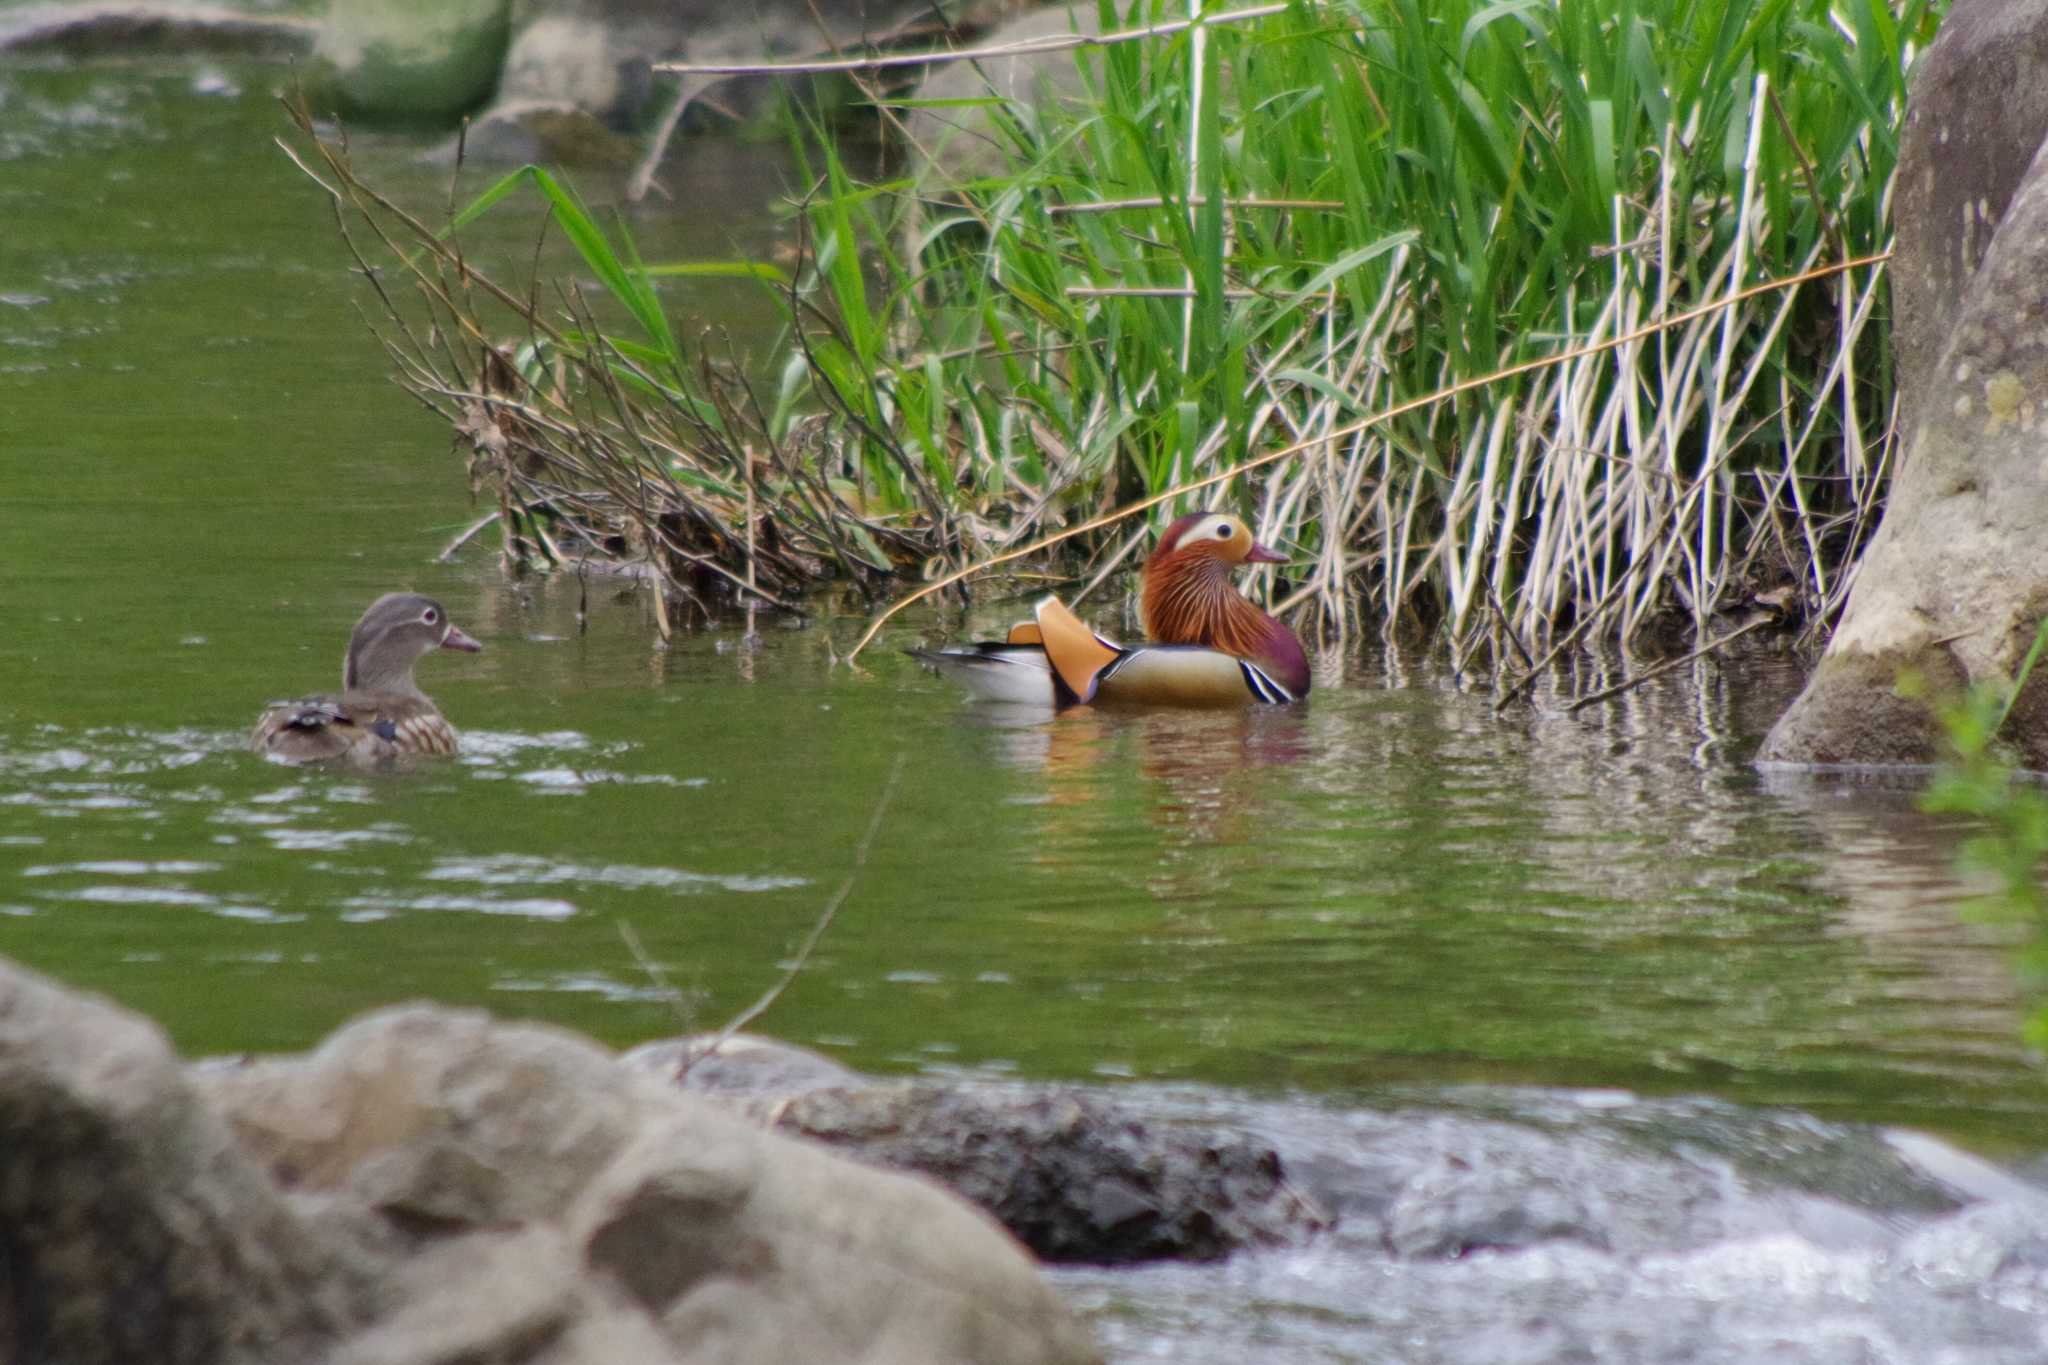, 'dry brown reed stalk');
651,2,1296,78
1562,613,1778,713
843,250,1893,665
612,752,905,1064
1067,285,1263,299
279,98,947,619
1048,196,1346,216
